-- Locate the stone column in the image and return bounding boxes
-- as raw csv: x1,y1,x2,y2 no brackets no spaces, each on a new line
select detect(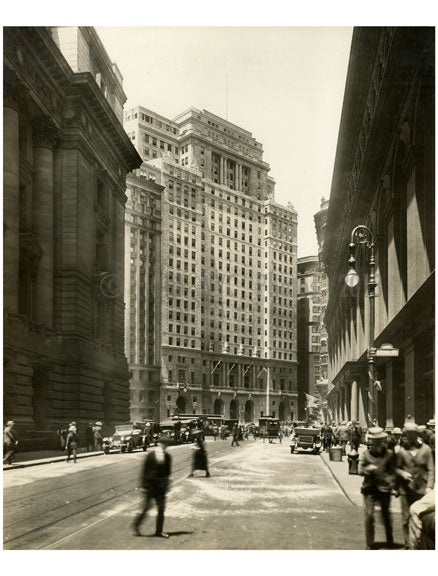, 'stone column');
223,158,227,186
404,340,416,424
351,380,358,422
219,157,224,185
3,76,21,313
33,118,58,327
385,361,394,429
222,361,227,387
